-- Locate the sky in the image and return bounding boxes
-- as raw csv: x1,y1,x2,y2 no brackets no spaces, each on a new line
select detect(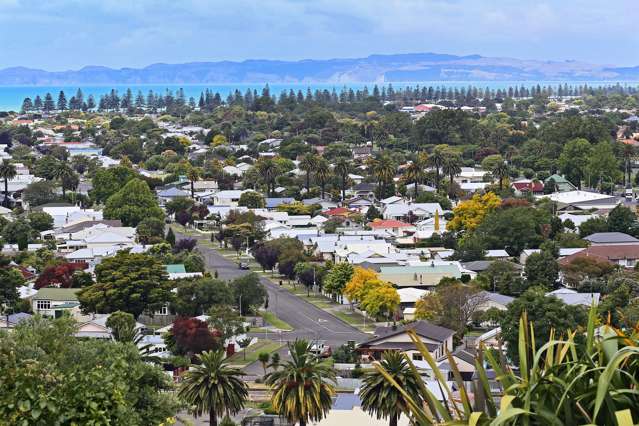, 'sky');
0,0,637,70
